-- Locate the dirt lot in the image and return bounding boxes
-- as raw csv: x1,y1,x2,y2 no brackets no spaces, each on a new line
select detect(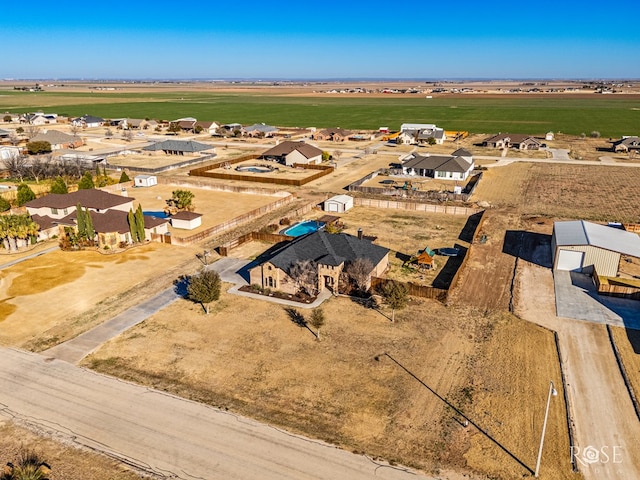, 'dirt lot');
471,162,640,223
